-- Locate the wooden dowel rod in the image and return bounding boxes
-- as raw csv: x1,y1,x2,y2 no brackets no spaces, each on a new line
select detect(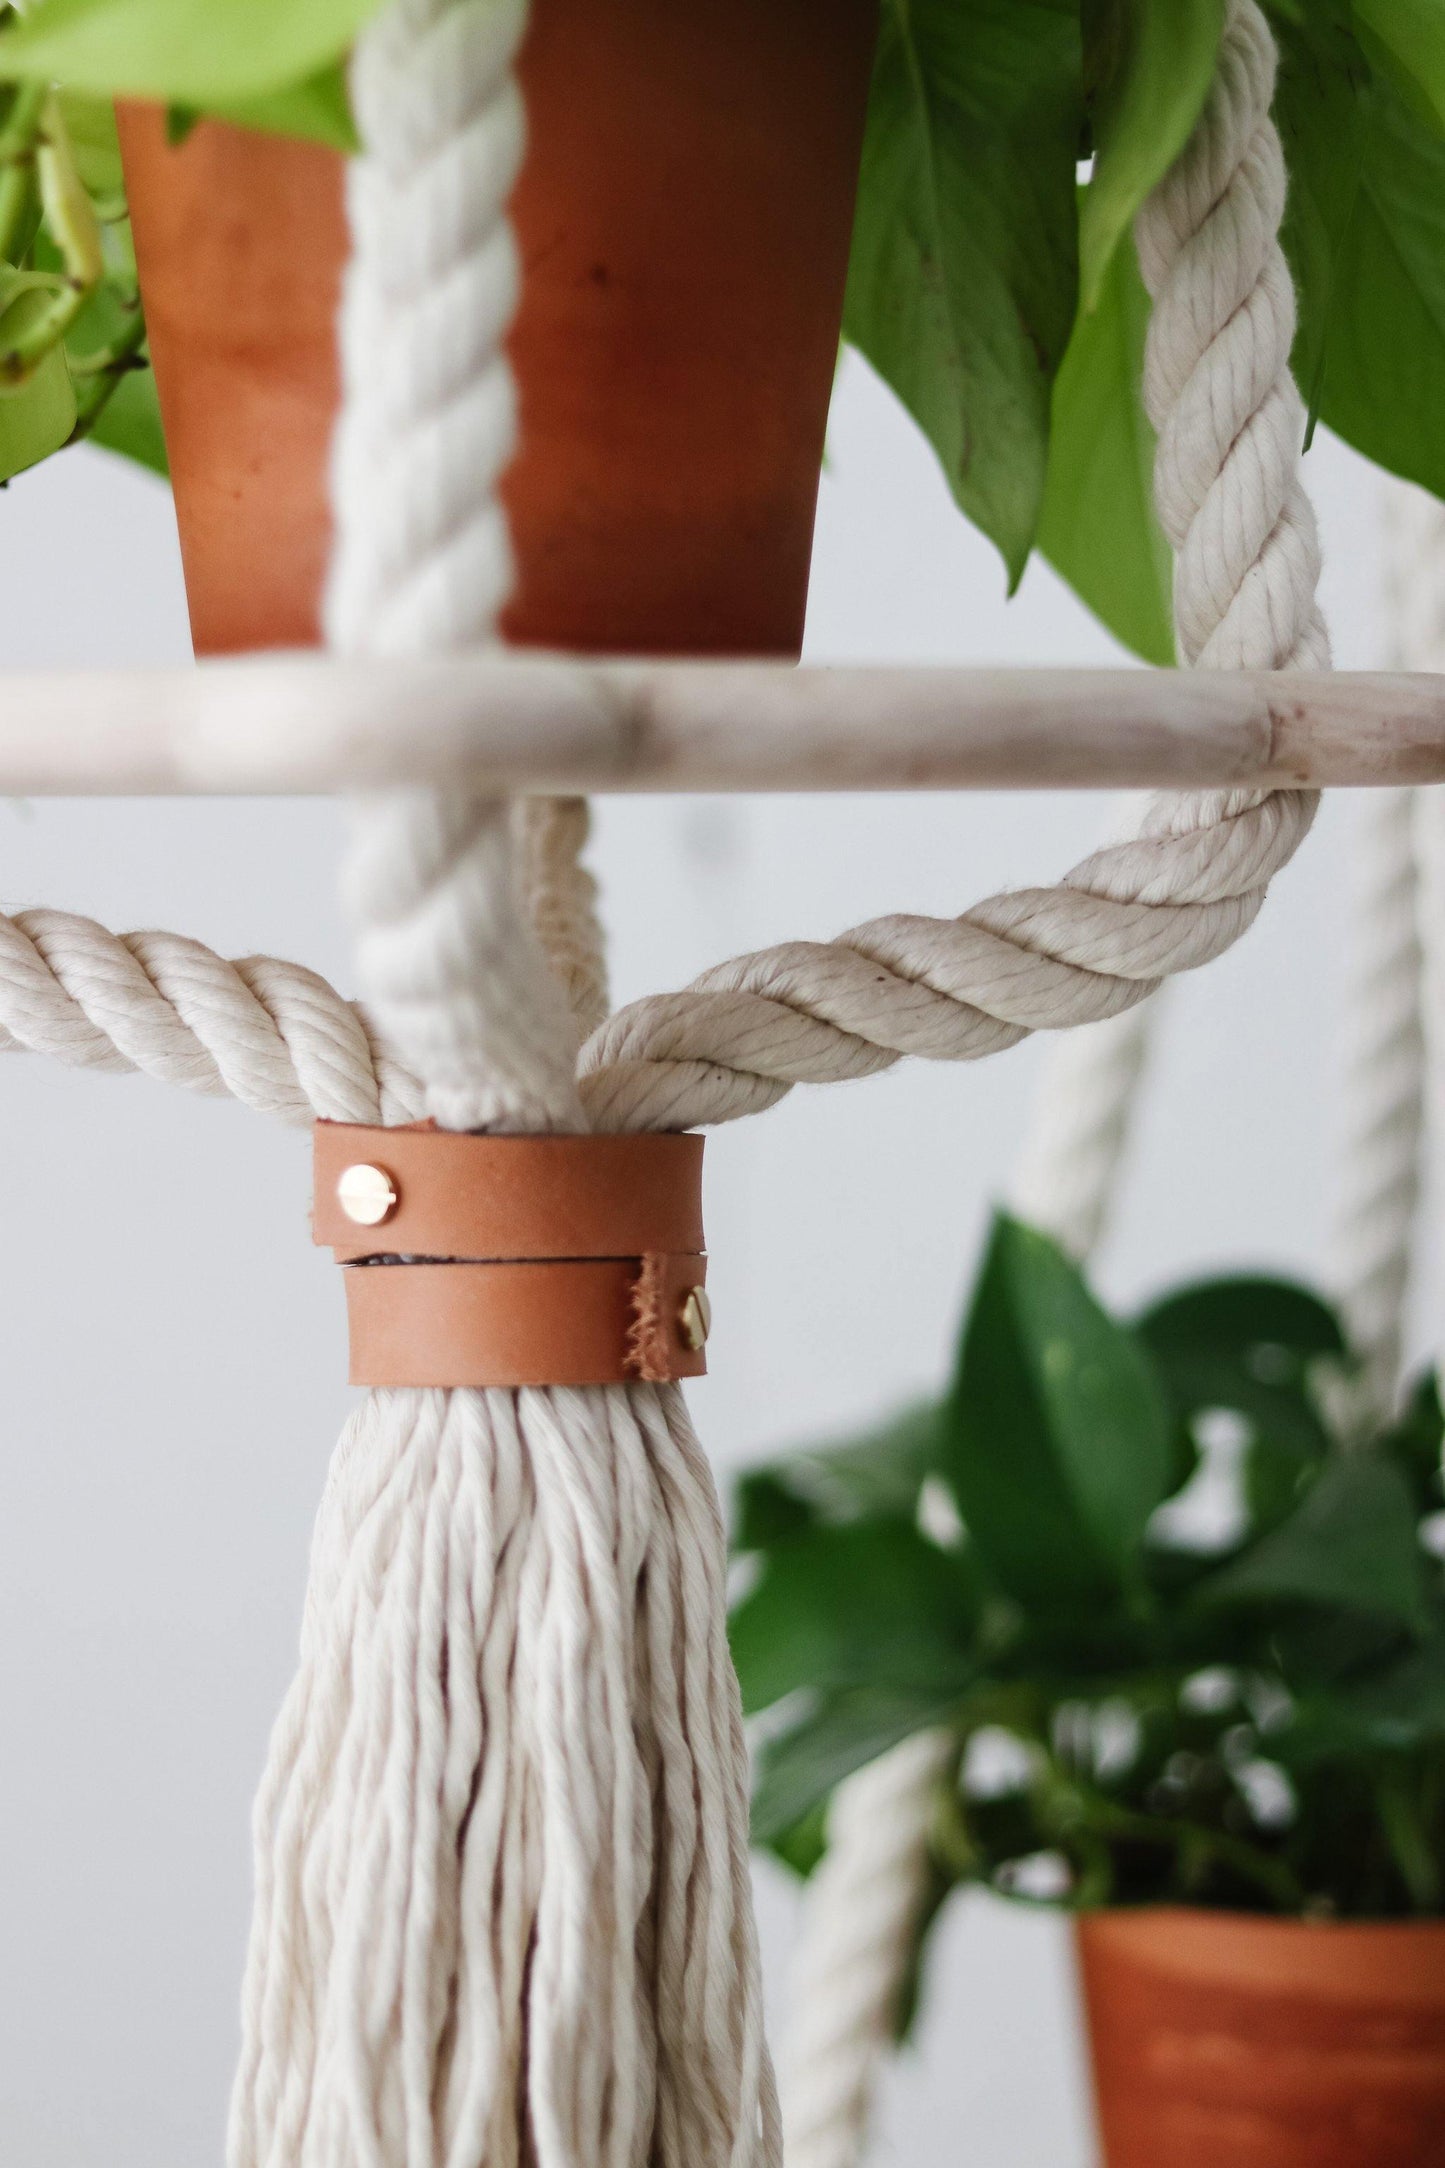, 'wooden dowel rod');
0,656,1440,795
